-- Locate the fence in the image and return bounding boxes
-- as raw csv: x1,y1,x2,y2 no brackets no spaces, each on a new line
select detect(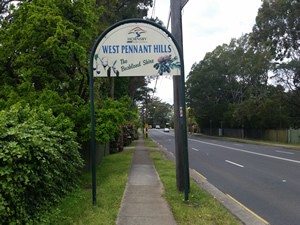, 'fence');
288,129,300,144
200,128,300,144
80,142,110,172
